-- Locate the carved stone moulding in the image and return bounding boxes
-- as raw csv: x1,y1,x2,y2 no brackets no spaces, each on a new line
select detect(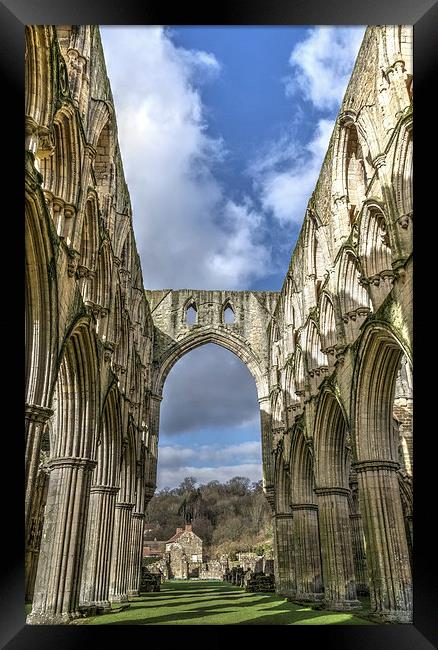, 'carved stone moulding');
67,247,80,277
25,403,54,423
397,212,412,230
103,341,115,363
